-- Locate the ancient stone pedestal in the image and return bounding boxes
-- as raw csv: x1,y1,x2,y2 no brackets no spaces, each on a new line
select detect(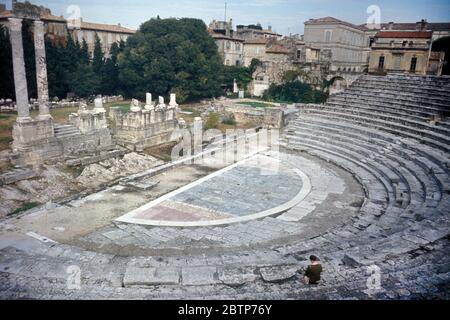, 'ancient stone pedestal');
9,17,54,157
